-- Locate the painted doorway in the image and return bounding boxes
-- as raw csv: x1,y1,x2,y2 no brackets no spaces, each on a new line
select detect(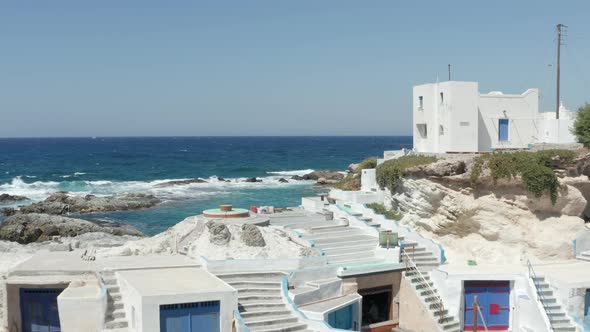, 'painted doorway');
20,288,63,332
498,119,509,142
584,289,590,327
463,281,510,331
159,301,220,332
